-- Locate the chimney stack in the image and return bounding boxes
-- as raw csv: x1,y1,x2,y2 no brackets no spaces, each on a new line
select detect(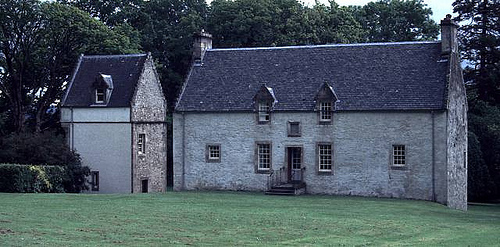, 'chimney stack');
193,30,212,63
440,14,459,56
